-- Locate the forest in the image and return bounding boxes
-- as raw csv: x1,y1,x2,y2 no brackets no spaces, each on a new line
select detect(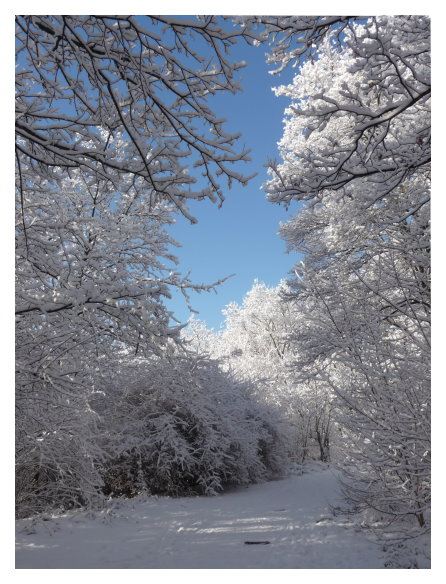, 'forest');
15,14,430,569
